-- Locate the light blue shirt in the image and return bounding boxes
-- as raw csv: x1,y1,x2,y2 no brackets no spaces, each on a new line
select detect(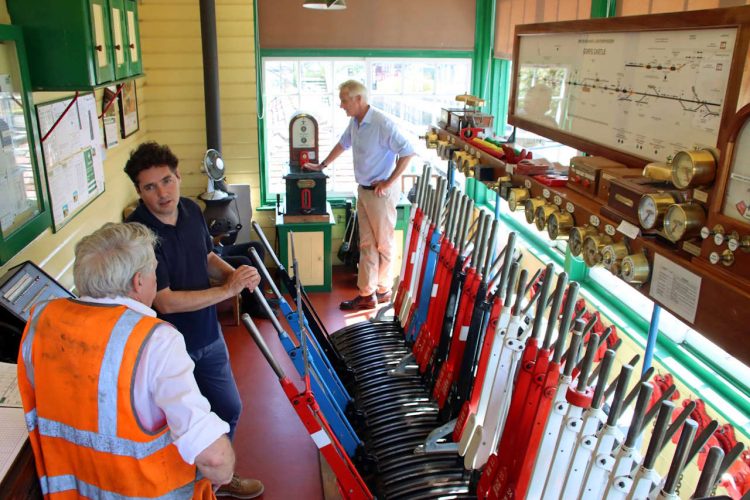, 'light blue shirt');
338,106,415,186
